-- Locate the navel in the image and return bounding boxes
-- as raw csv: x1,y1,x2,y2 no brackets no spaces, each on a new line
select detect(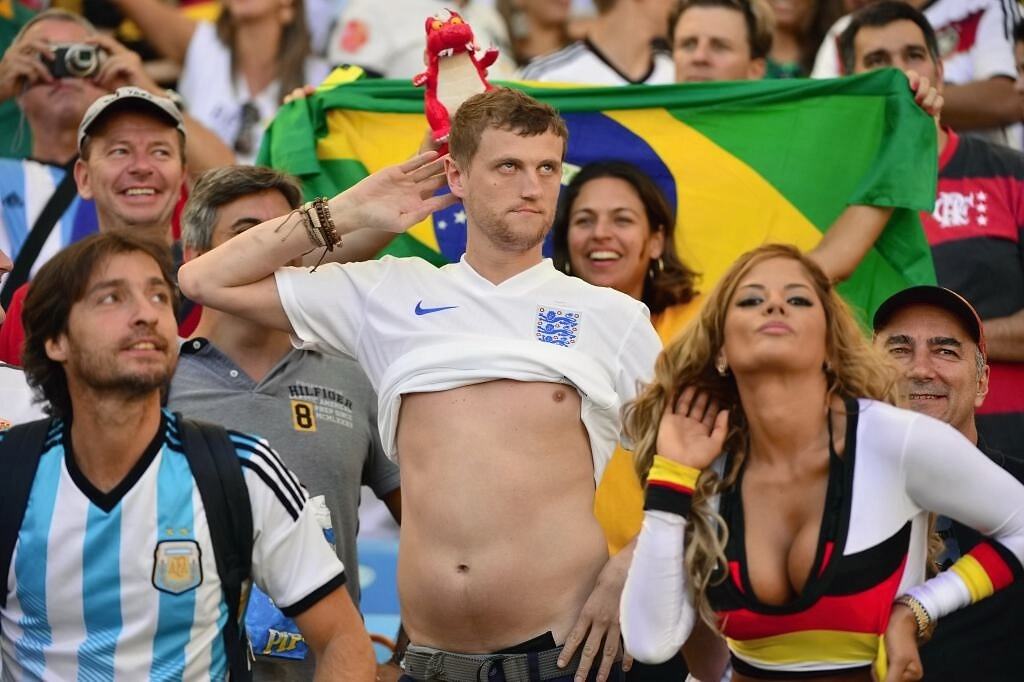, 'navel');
552,389,566,403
